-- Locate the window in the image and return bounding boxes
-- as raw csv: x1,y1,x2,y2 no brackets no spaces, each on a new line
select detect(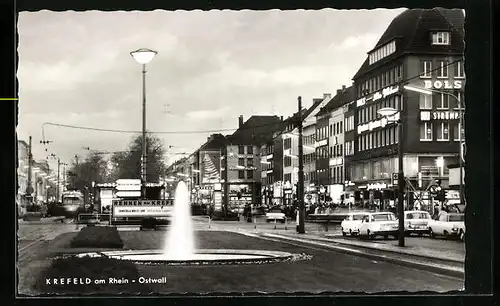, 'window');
247,146,253,154
246,170,253,179
437,93,450,109
238,158,245,166
389,127,395,144
420,61,432,78
431,32,450,45
437,122,450,141
419,93,432,109
420,122,433,141
438,60,449,78
284,138,292,149
247,158,254,167
340,121,343,133
329,125,333,136
238,146,245,154
382,129,386,146
453,123,465,141
238,170,245,179
454,60,465,78
284,156,292,167
368,133,372,149
452,91,464,109
394,126,399,144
